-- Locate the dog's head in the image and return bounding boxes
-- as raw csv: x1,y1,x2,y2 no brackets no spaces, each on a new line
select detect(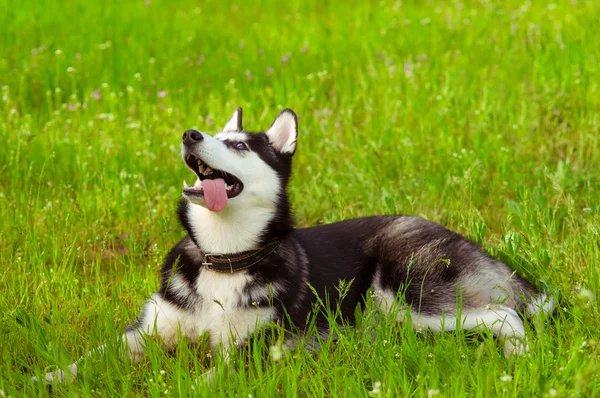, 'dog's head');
181,108,298,213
